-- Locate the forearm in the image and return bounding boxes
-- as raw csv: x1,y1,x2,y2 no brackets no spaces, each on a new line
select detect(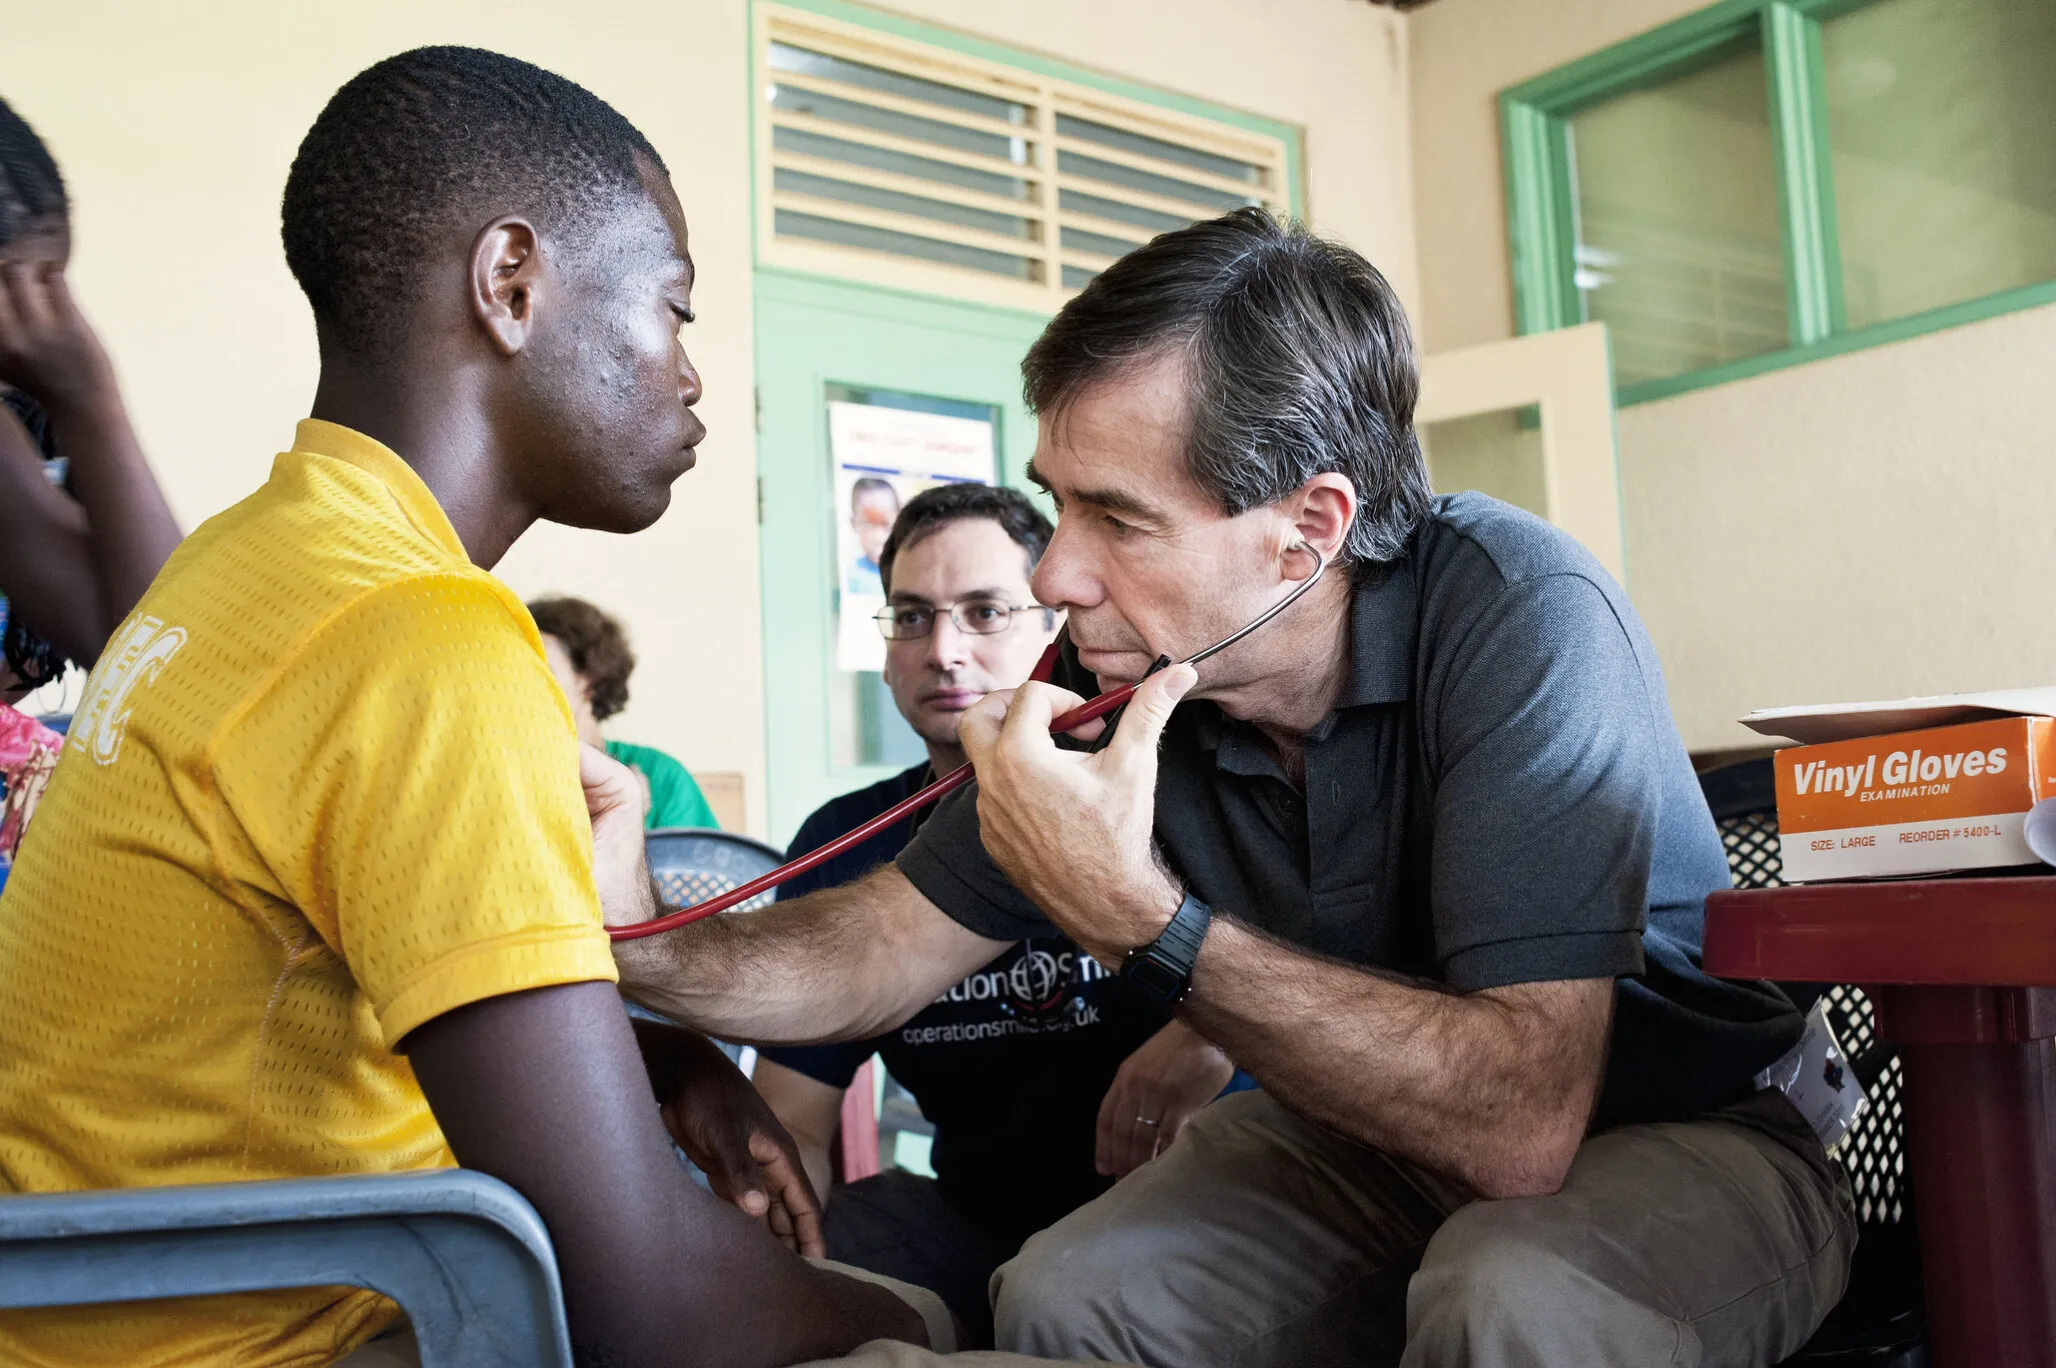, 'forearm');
0,264,179,660
569,1164,922,1363
1180,916,1609,1198
615,891,914,1043
39,383,180,634
751,1059,843,1201
410,982,923,1367
613,866,1001,1046
629,1014,729,1099
796,1138,833,1205
0,418,104,662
